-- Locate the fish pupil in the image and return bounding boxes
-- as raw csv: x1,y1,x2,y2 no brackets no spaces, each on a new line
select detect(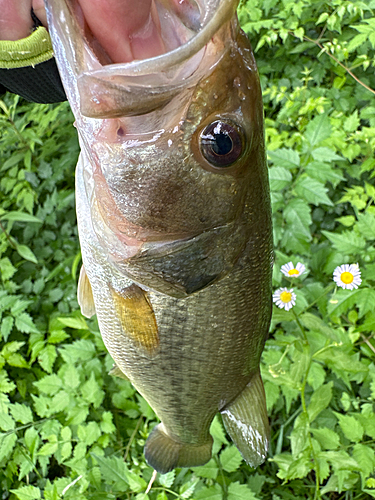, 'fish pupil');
212,133,233,155
200,120,243,168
